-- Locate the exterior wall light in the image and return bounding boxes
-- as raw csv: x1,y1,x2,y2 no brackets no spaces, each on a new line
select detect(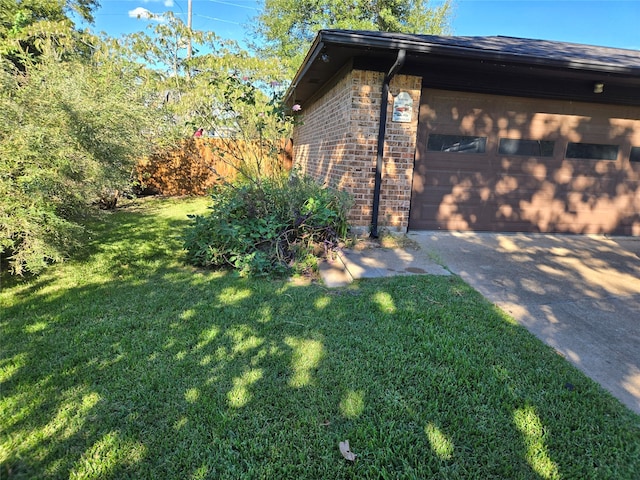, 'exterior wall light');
593,82,604,94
